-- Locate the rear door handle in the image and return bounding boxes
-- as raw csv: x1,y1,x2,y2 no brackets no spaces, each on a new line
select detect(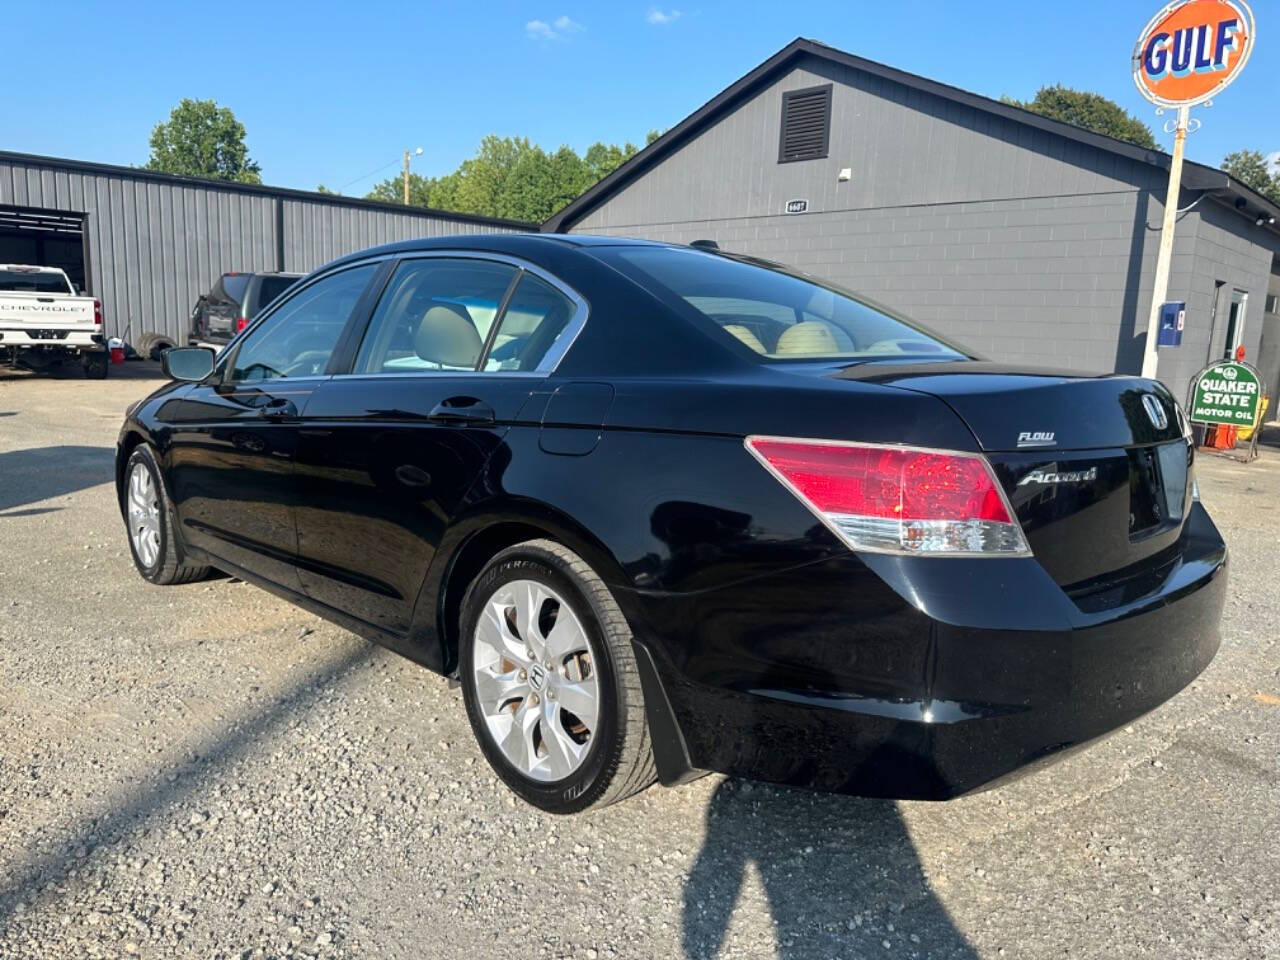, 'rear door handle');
258,397,298,419
428,396,495,425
